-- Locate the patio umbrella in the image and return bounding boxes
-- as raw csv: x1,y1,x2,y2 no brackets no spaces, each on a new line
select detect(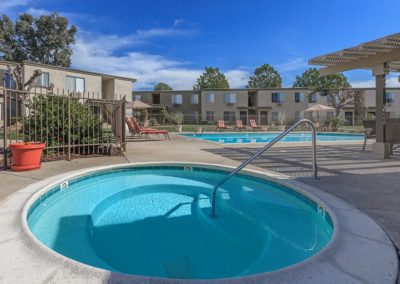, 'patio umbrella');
126,100,151,119
304,104,335,122
126,100,151,110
